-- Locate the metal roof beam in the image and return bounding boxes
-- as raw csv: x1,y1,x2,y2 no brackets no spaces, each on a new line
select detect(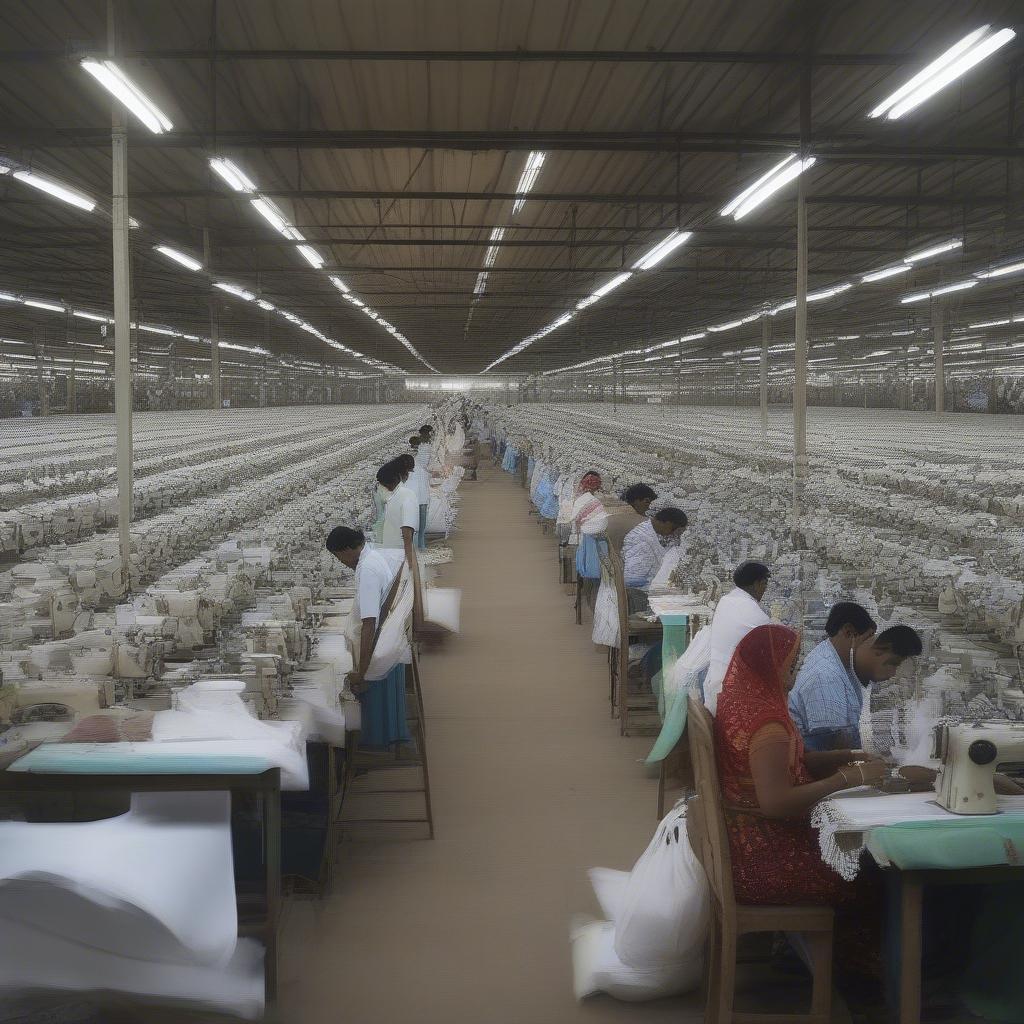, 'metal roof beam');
0,48,917,65
5,129,1021,159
